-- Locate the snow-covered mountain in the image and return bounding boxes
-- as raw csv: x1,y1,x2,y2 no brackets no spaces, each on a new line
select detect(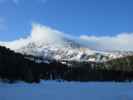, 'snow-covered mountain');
0,24,133,63
13,39,125,63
